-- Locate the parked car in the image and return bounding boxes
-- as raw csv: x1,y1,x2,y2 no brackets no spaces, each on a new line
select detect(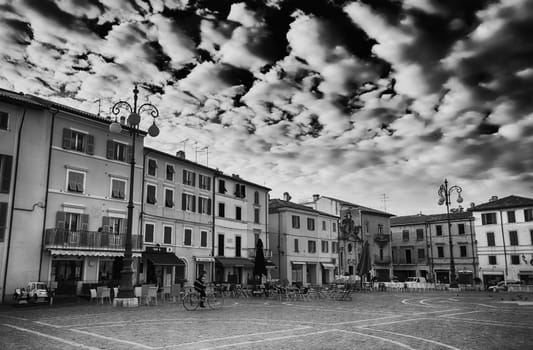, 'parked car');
488,280,523,292
13,282,50,304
